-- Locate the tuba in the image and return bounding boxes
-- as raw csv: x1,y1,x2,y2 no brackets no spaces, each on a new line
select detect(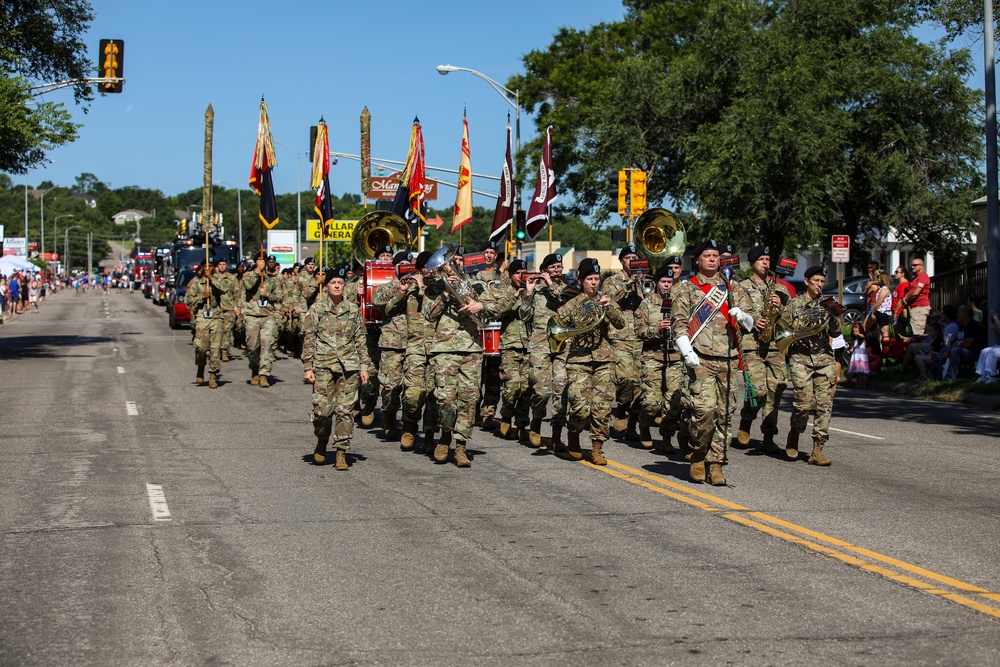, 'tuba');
546,292,606,353
351,210,412,265
425,245,487,328
634,208,686,267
